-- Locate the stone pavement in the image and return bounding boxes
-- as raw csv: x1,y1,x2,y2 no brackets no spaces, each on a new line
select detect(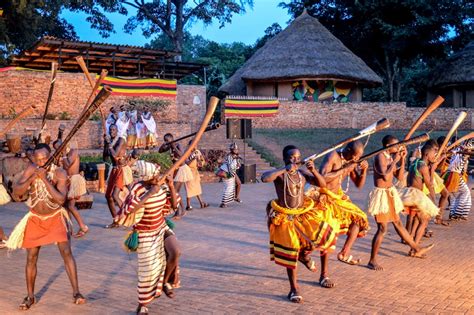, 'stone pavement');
0,178,473,314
